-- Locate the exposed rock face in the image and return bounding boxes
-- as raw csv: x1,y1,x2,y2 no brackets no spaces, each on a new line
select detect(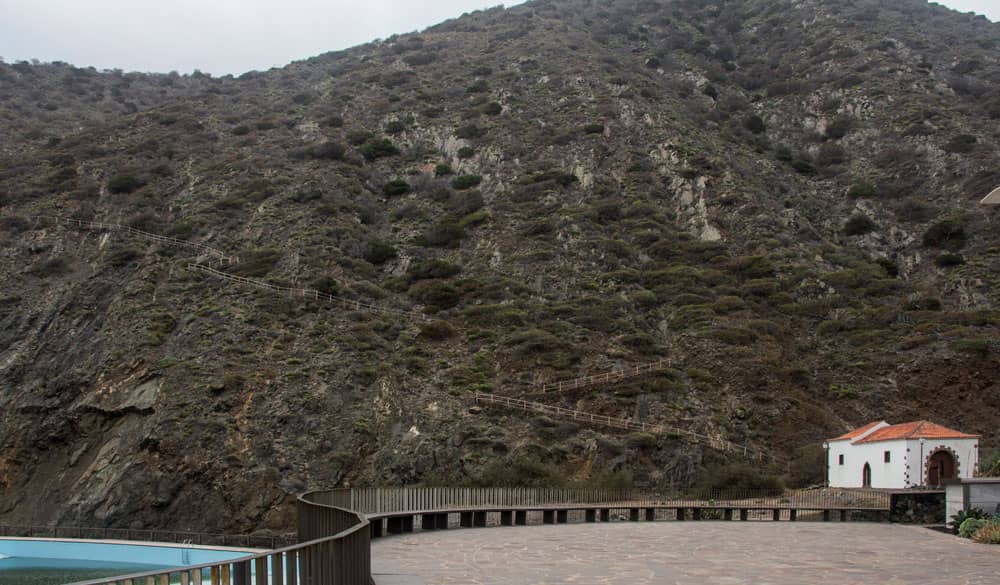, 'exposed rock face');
1,0,999,532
